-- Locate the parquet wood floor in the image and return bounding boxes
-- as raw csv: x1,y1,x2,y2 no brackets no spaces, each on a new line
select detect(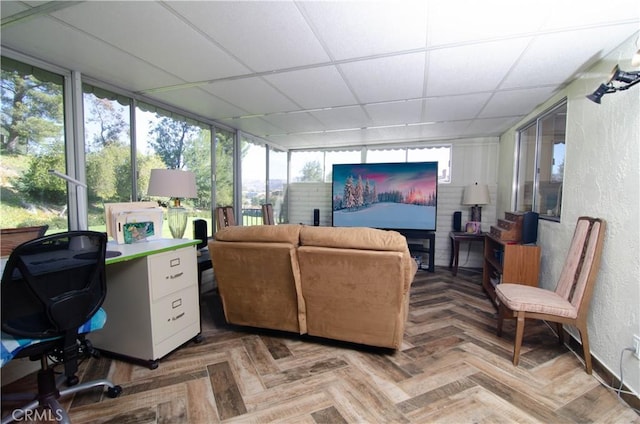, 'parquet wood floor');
2,268,639,423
